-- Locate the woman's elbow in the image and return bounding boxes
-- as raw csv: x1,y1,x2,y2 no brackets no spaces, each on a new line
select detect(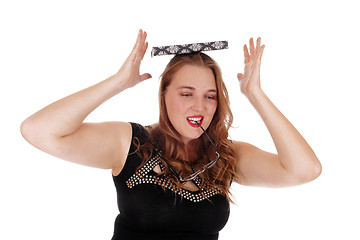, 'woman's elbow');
299,159,322,184
20,118,32,142
311,160,322,180
20,117,42,145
